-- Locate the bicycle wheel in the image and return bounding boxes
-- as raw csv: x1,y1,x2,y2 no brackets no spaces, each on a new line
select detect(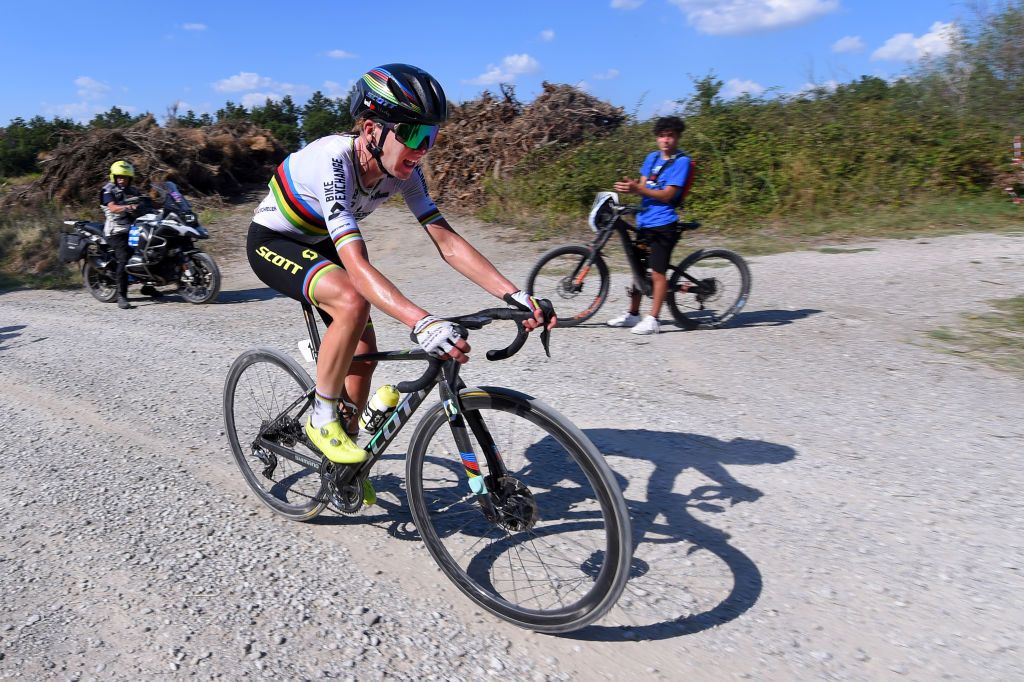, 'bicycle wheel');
223,348,327,521
667,248,751,329
406,387,632,633
525,245,609,327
